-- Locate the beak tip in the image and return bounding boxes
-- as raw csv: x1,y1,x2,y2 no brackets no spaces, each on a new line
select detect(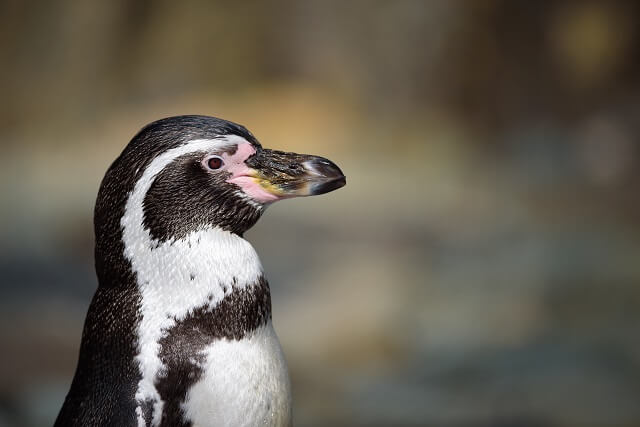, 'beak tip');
310,175,346,196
